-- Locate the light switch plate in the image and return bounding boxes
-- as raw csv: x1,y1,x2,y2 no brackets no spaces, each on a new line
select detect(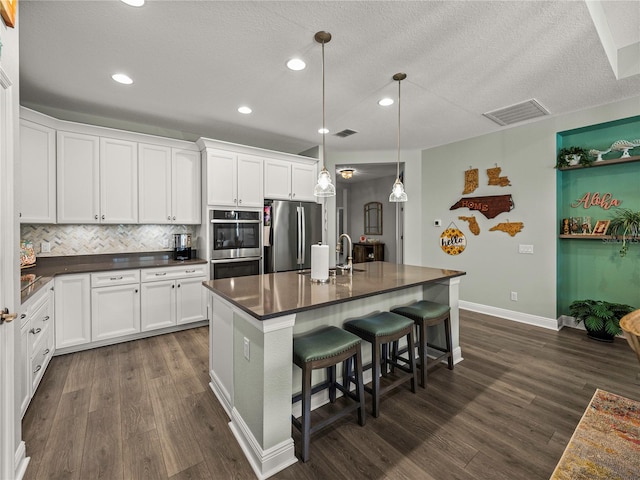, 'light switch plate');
518,244,533,254
41,241,51,253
